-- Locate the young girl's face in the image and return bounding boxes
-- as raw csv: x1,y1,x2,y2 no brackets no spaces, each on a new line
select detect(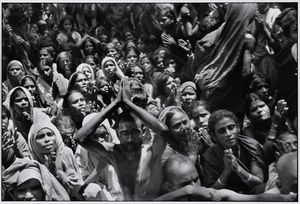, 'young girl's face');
63,19,72,32
180,87,197,108
141,57,152,73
